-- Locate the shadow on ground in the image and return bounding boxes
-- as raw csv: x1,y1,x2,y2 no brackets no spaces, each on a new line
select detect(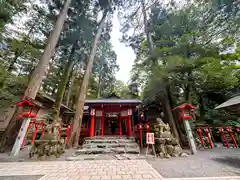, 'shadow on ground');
212,156,240,169
148,148,240,178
